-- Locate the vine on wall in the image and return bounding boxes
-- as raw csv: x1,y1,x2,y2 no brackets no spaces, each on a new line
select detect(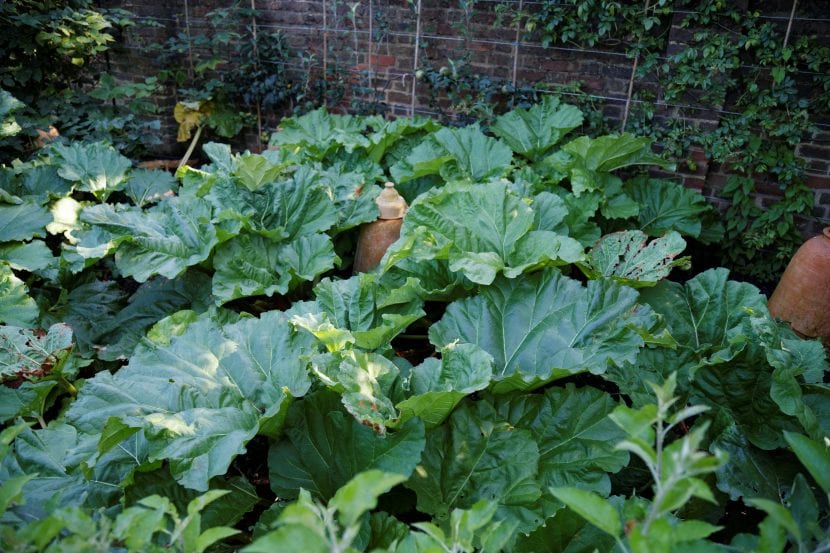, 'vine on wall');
415,0,830,283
